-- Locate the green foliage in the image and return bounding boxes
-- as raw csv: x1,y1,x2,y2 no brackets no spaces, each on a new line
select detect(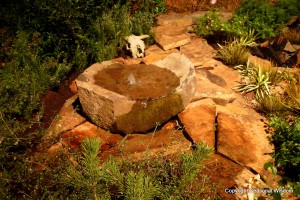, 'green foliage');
130,11,154,36
268,116,300,192
124,171,160,200
233,0,287,40
0,1,130,118
0,31,64,118
195,0,297,41
136,0,167,16
195,9,229,37
62,138,214,199
80,4,131,63
275,0,300,17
